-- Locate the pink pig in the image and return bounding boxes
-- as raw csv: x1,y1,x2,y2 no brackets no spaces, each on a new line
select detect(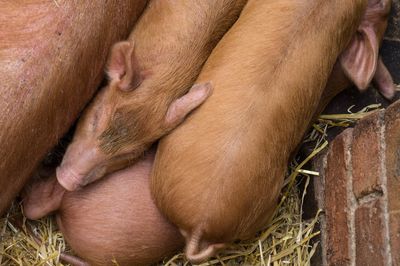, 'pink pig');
23,150,184,266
